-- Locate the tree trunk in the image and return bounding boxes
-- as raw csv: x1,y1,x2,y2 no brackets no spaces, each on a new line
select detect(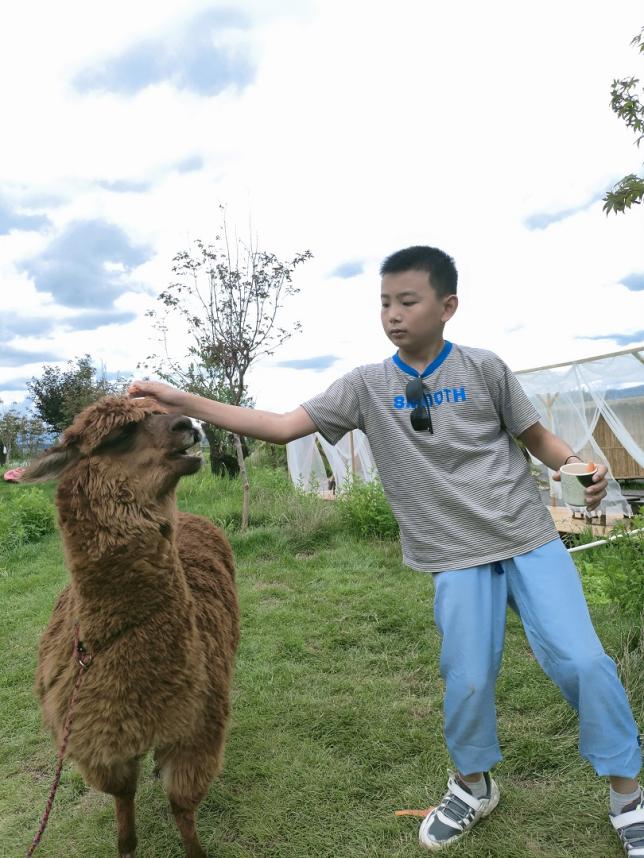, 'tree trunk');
233,433,250,530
